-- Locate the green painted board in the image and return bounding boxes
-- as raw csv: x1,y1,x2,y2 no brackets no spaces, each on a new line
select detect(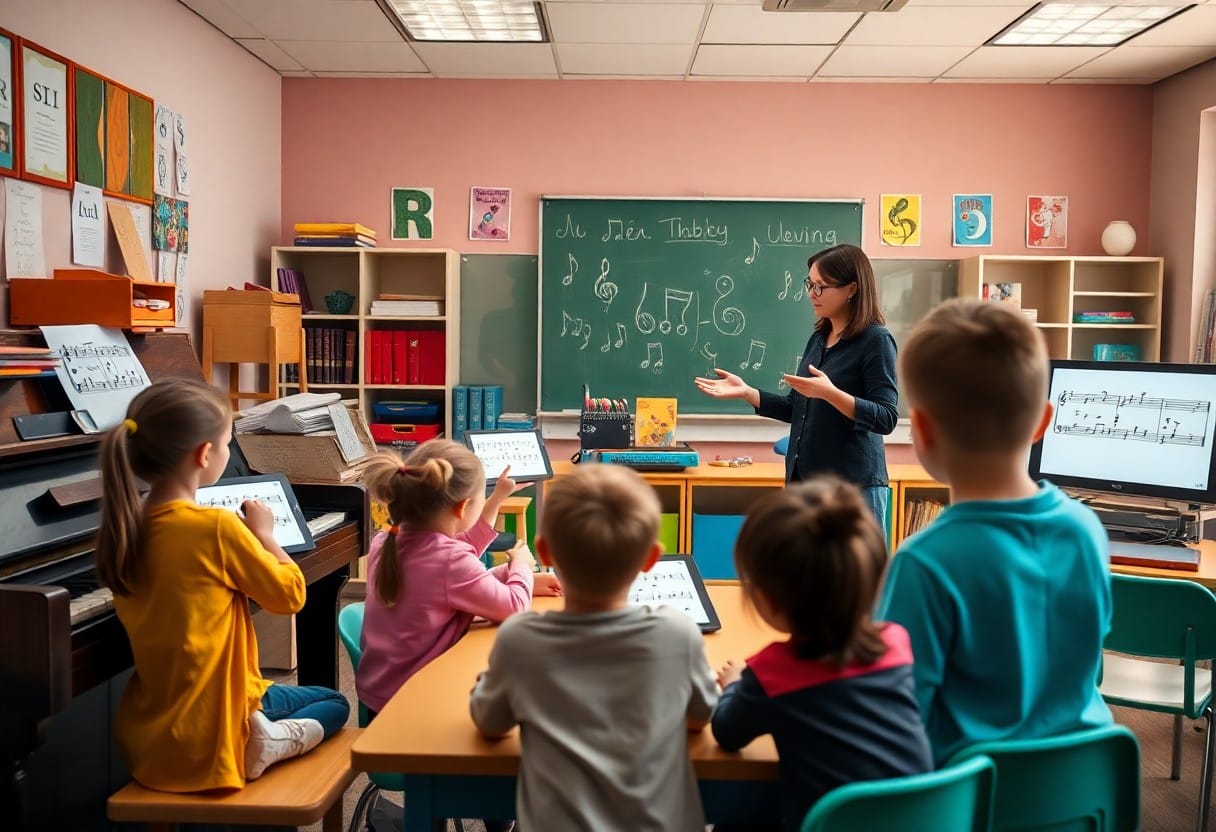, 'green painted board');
539,197,863,414
74,68,105,188
127,94,153,201
460,254,538,415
